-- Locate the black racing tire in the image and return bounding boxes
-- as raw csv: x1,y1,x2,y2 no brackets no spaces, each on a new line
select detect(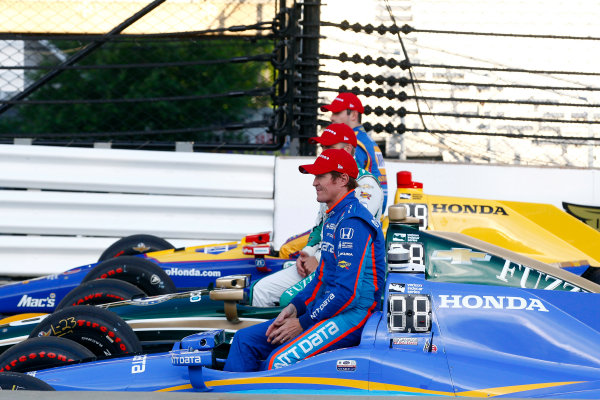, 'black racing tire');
0,336,95,373
0,371,55,390
82,256,176,296
28,305,142,358
55,278,146,310
98,234,175,262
